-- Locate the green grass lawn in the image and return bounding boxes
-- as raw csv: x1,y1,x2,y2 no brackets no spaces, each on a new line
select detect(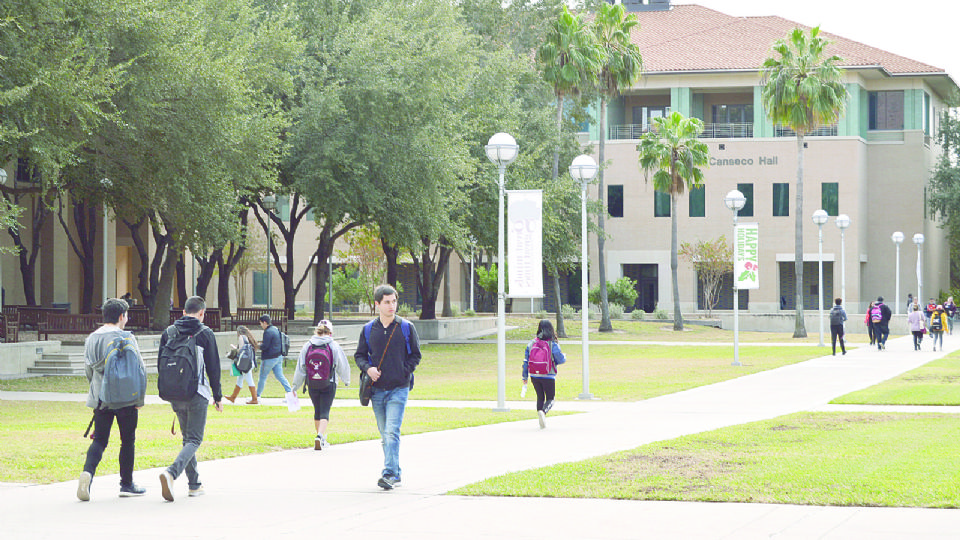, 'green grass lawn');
832,350,960,405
